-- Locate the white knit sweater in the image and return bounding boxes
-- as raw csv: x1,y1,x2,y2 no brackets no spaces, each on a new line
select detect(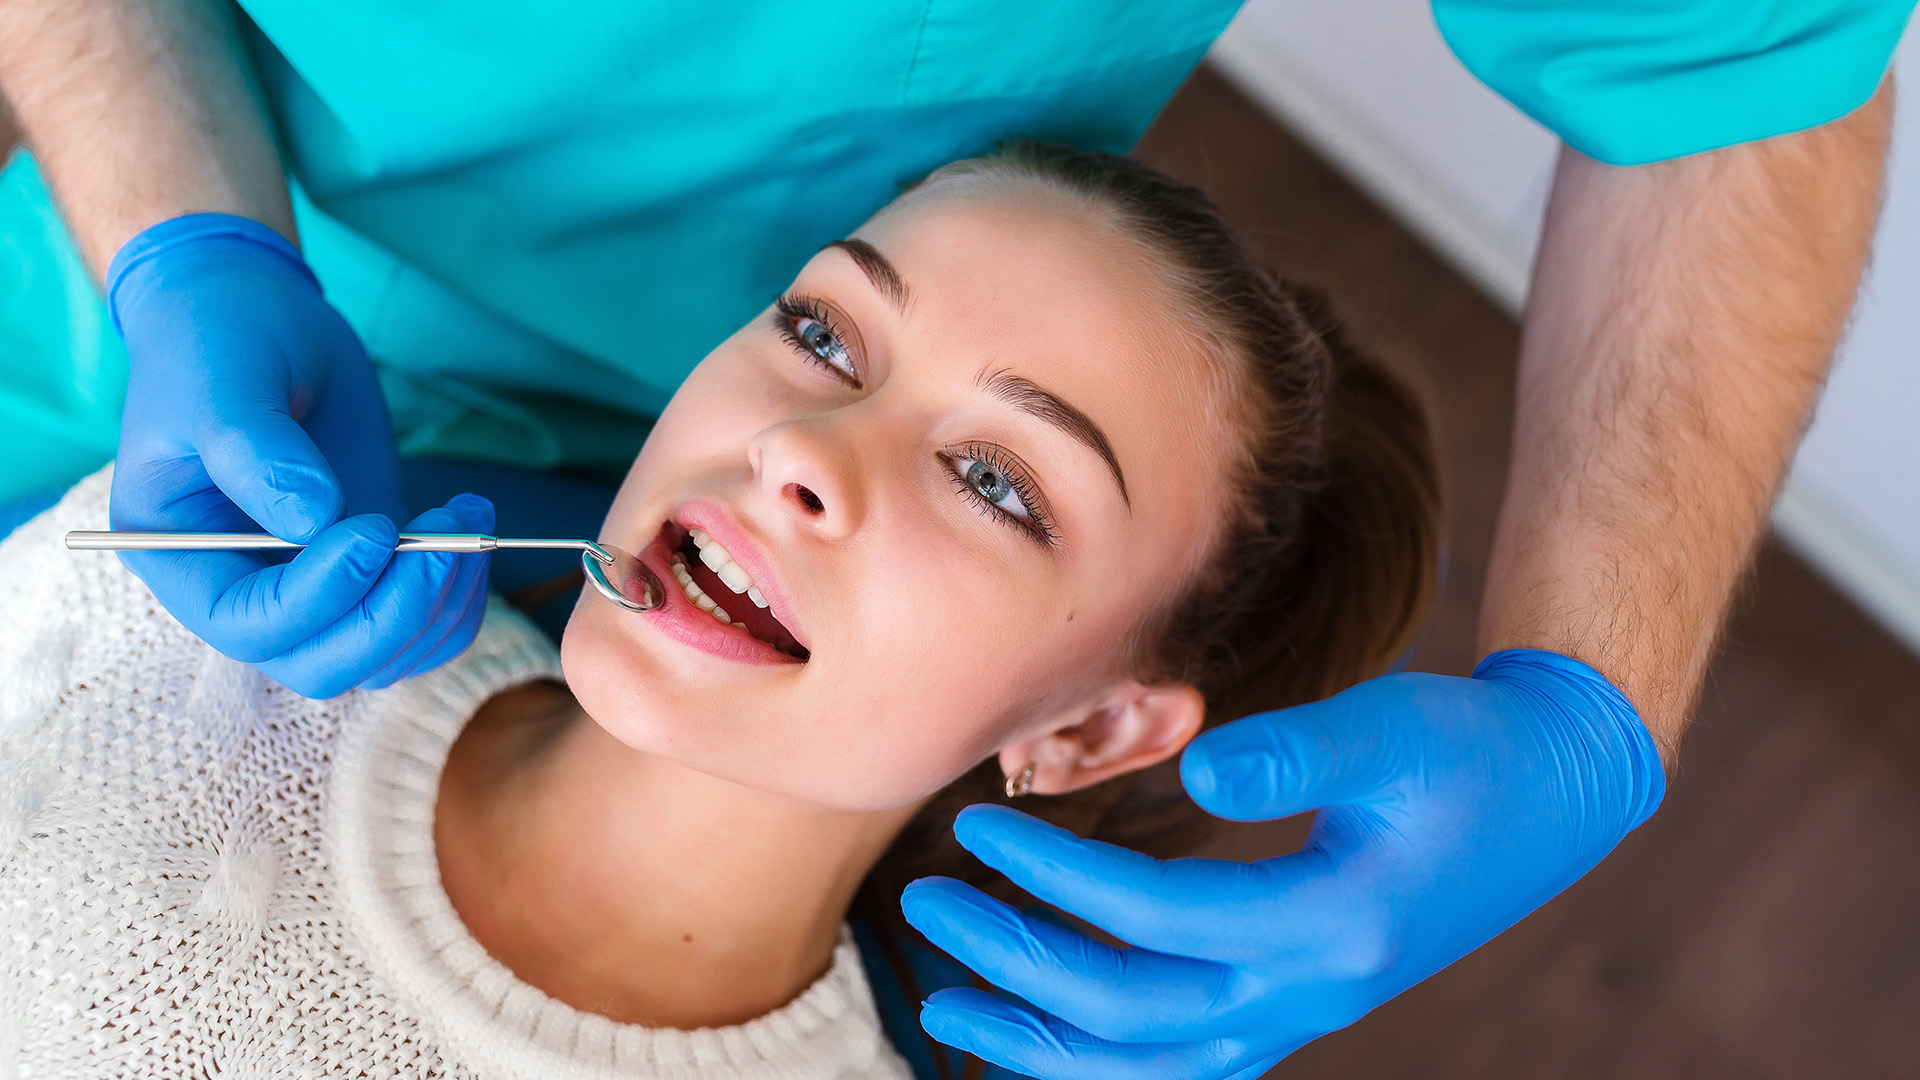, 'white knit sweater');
0,471,908,1080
